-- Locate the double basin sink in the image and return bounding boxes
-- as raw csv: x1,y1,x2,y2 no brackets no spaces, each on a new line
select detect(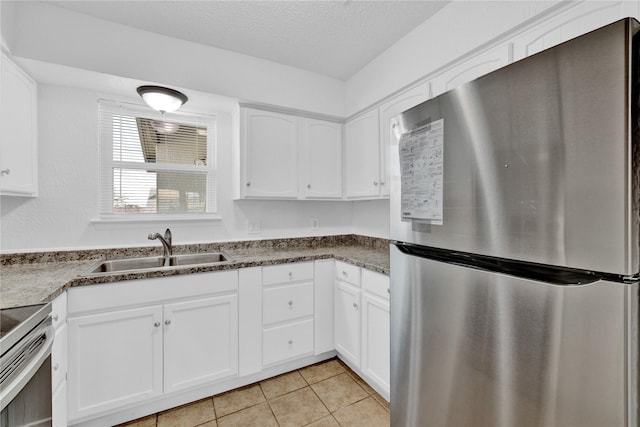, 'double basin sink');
87,252,233,275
